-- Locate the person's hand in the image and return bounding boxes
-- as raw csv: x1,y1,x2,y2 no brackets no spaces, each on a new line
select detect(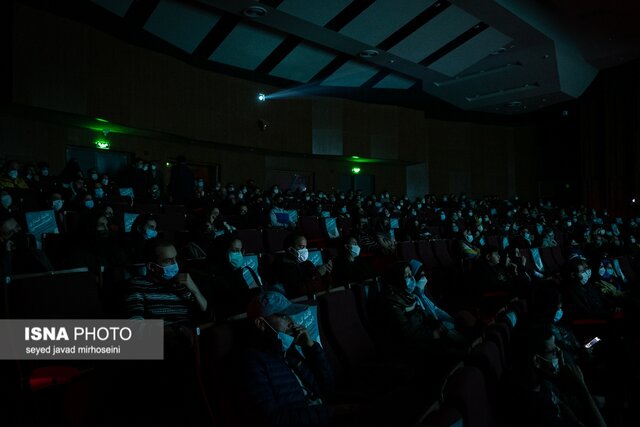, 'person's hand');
317,260,333,276
290,325,314,348
177,273,198,293
4,239,15,252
